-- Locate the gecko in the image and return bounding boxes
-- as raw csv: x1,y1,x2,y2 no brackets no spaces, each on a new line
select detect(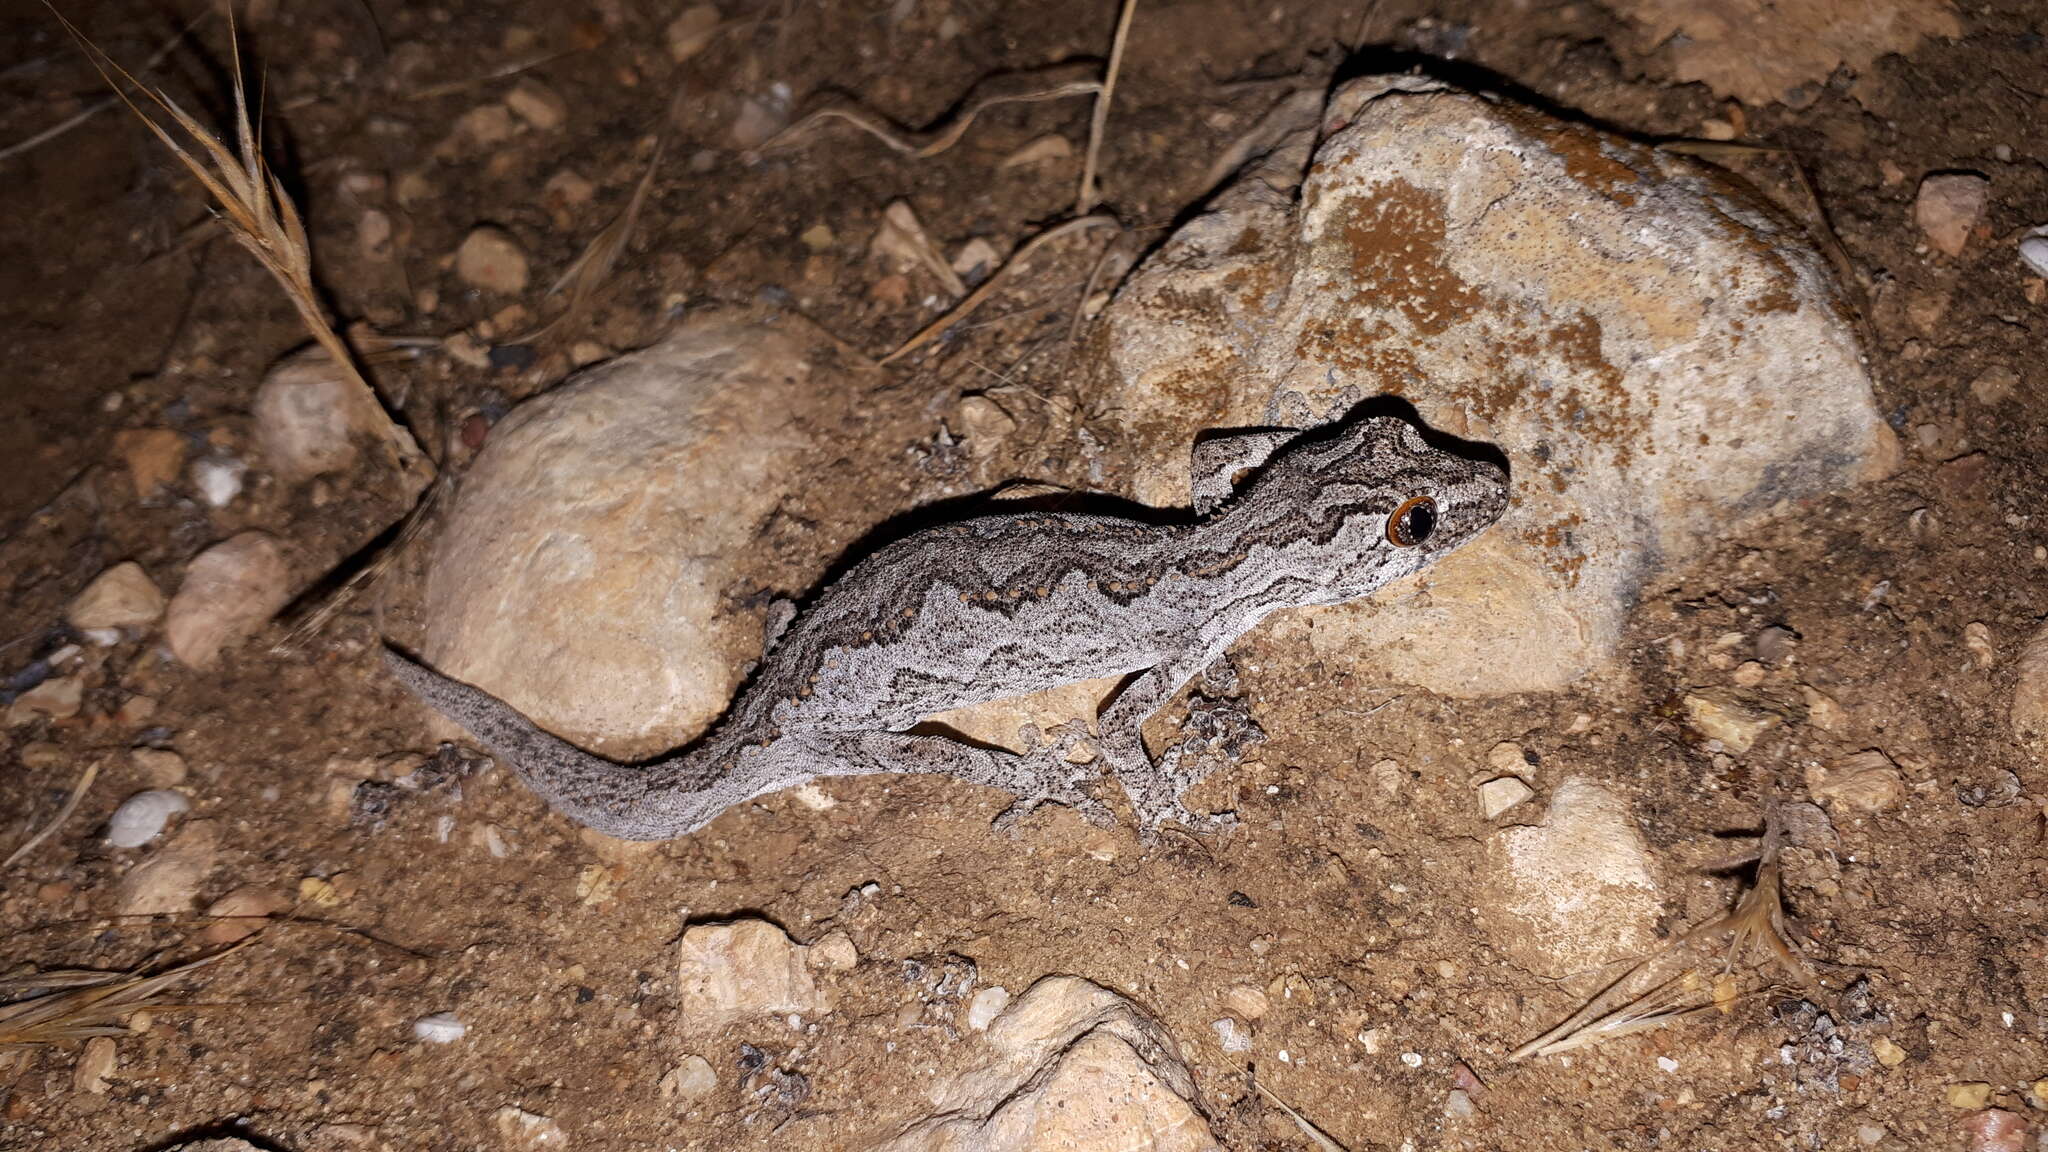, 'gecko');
385,410,1510,841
